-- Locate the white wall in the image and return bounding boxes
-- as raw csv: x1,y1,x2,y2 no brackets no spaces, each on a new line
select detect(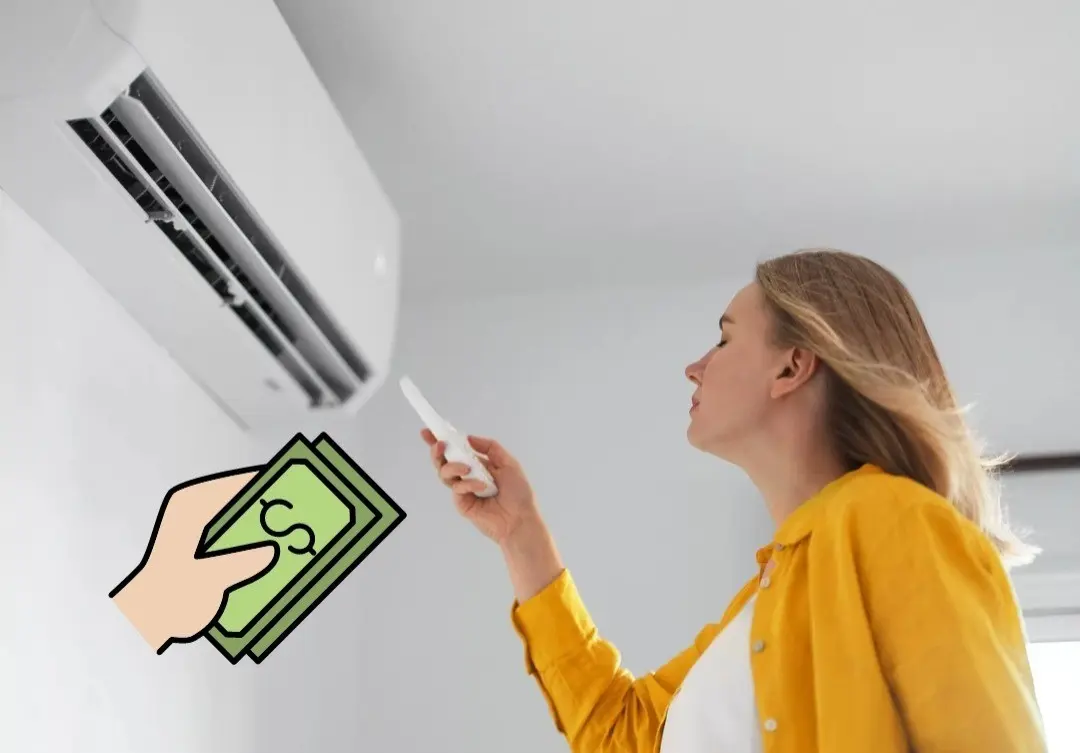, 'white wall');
239,247,1080,753
0,192,279,752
